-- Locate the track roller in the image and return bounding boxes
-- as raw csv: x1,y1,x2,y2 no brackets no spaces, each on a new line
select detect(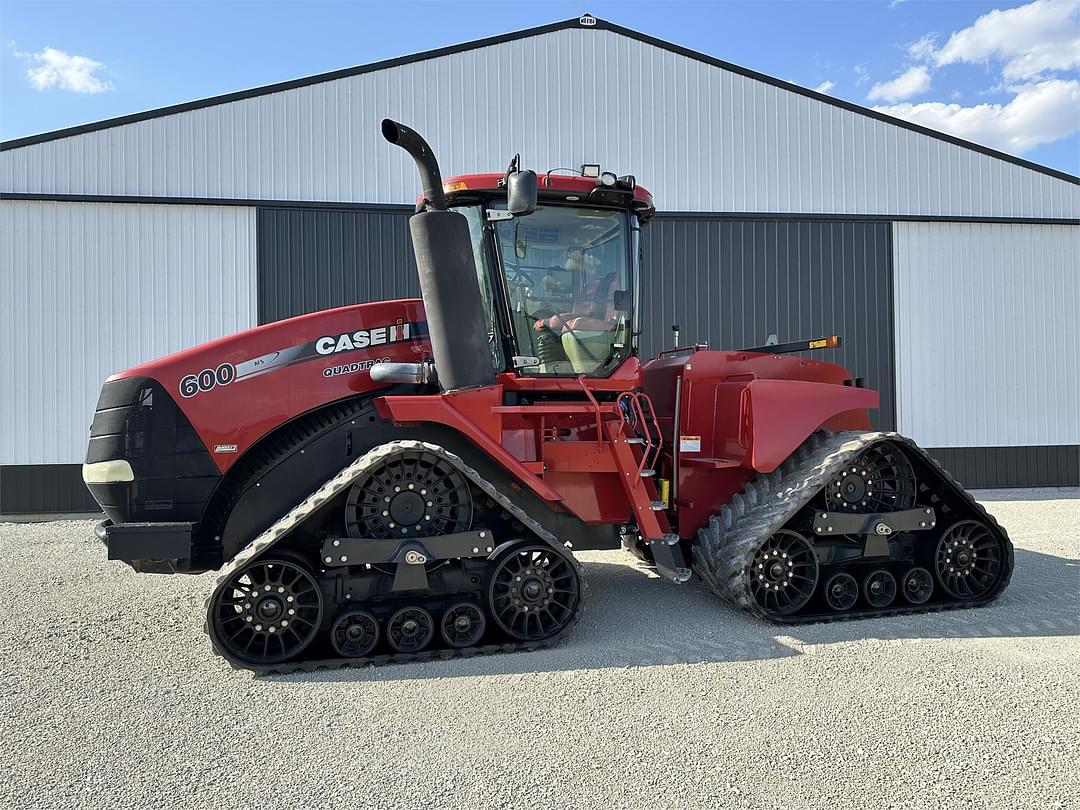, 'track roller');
901,568,934,605
863,569,897,608
440,602,487,648
823,572,859,611
386,607,435,652
331,611,381,657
